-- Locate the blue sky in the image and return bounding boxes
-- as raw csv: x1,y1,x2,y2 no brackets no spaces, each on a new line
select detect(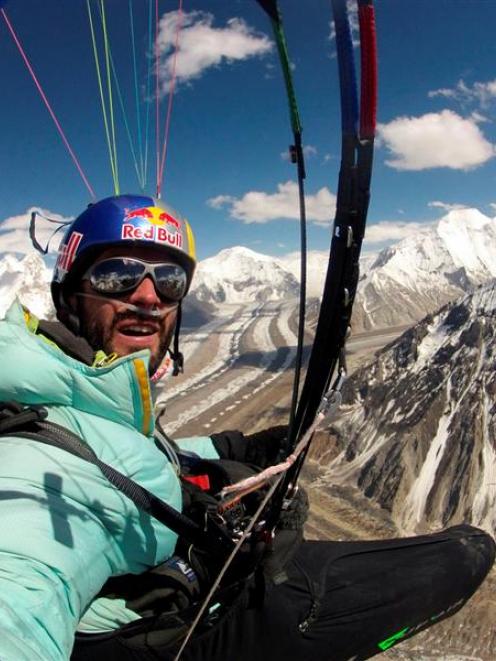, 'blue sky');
1,0,496,260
